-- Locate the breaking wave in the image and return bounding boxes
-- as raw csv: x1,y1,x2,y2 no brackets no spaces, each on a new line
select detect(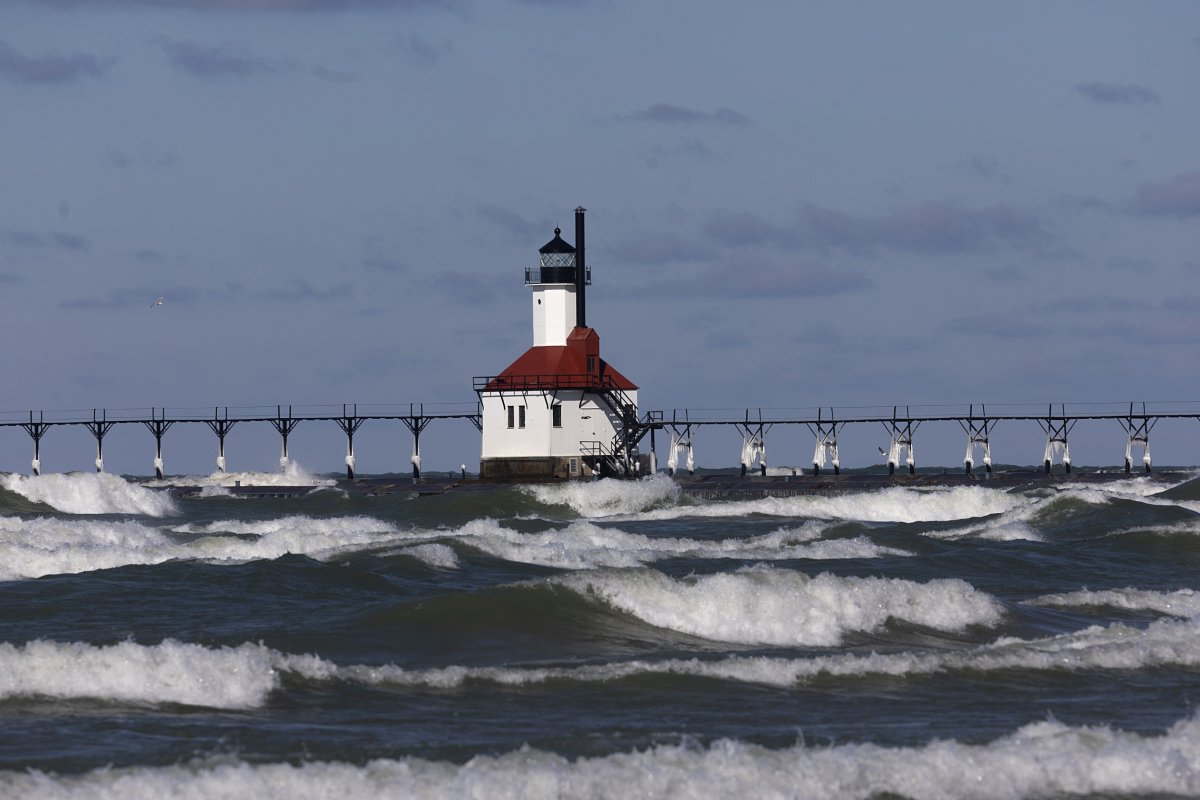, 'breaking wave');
553,568,1003,646
0,472,177,517
2,713,1198,799
0,514,443,580
148,461,336,489
455,518,908,569
521,474,682,517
